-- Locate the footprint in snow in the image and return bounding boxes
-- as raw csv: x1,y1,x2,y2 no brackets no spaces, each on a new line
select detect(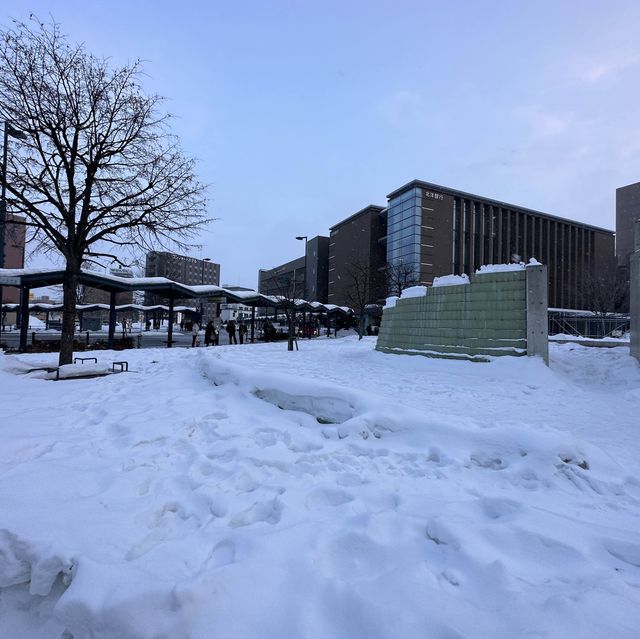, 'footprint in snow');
228,498,282,528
